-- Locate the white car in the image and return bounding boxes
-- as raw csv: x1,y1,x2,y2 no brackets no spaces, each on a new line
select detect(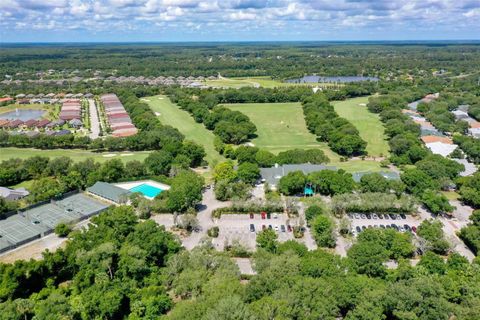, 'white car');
274,225,279,231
